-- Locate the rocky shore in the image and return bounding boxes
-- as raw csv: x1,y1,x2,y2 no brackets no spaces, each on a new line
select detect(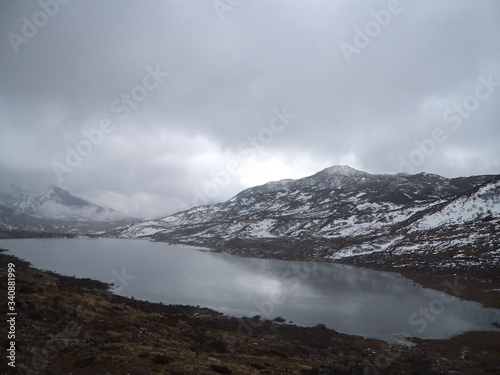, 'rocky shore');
1,250,500,375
